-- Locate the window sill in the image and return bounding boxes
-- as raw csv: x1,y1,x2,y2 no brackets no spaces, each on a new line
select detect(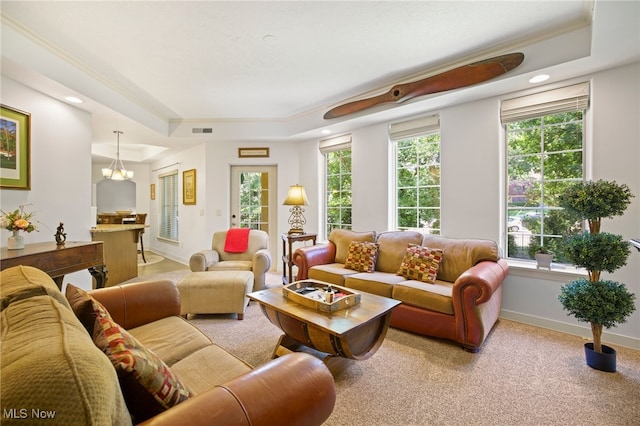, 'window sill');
505,259,586,282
